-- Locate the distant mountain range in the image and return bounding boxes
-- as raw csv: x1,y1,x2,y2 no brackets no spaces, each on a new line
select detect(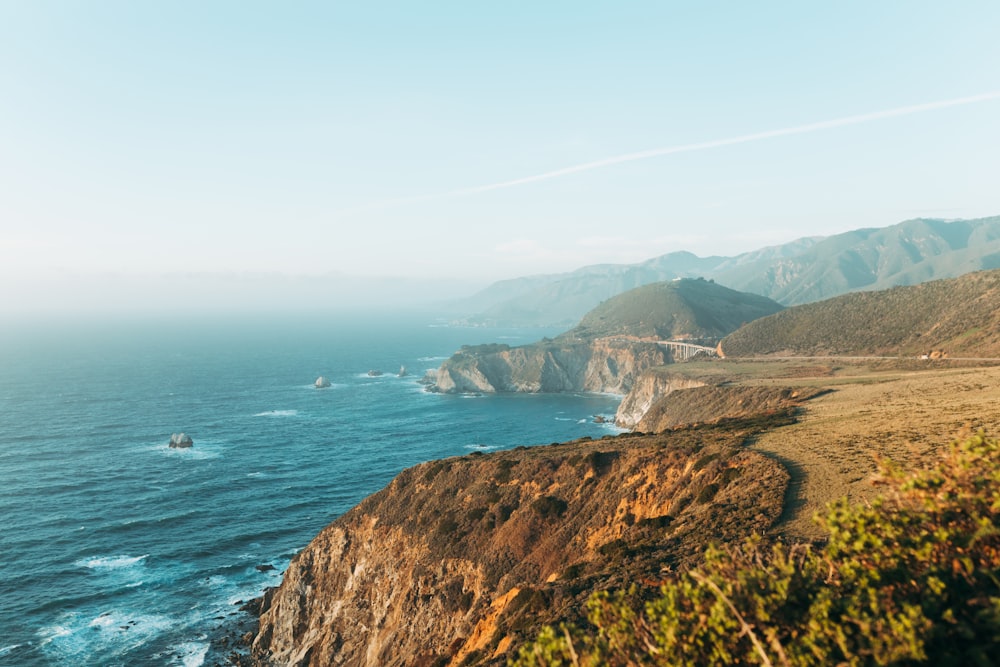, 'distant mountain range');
453,215,1000,327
